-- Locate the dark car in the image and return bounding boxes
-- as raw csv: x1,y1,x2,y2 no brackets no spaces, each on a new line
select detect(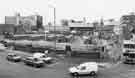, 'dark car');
23,57,45,68
6,53,22,62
